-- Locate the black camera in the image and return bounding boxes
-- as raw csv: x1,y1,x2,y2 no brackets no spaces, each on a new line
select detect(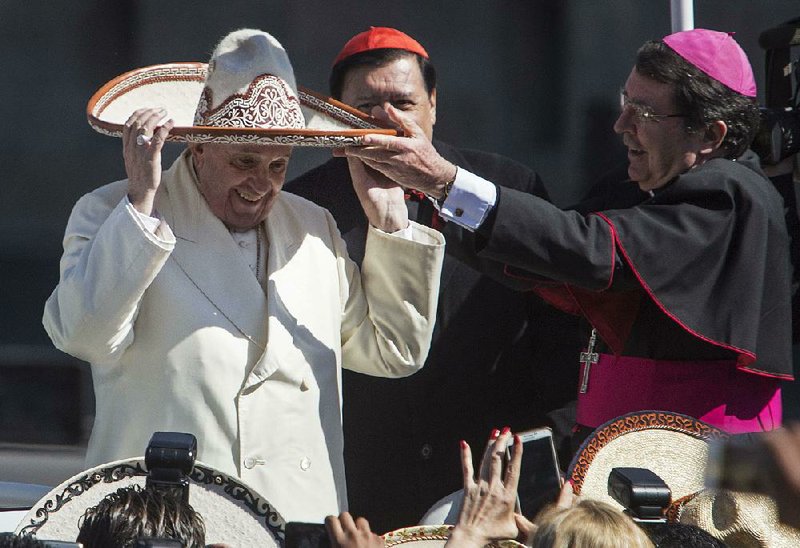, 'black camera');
607,467,671,523
285,522,331,548
144,431,197,504
752,17,800,165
